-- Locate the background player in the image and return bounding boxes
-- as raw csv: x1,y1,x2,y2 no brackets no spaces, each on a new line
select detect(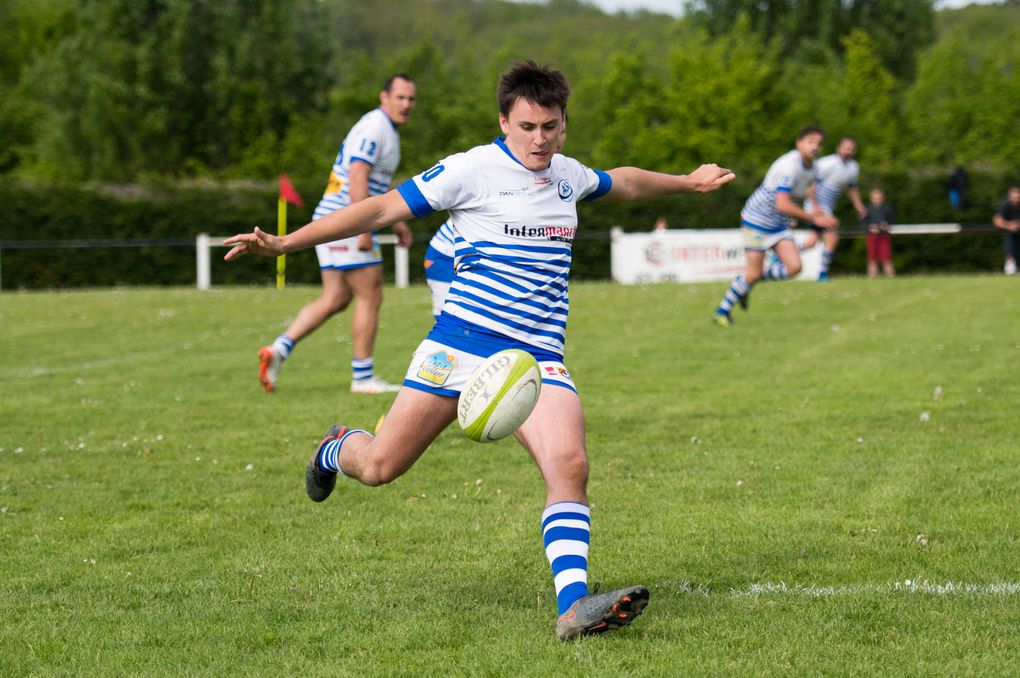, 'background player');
224,61,734,641
423,220,456,318
258,74,415,394
713,125,837,326
801,136,867,281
